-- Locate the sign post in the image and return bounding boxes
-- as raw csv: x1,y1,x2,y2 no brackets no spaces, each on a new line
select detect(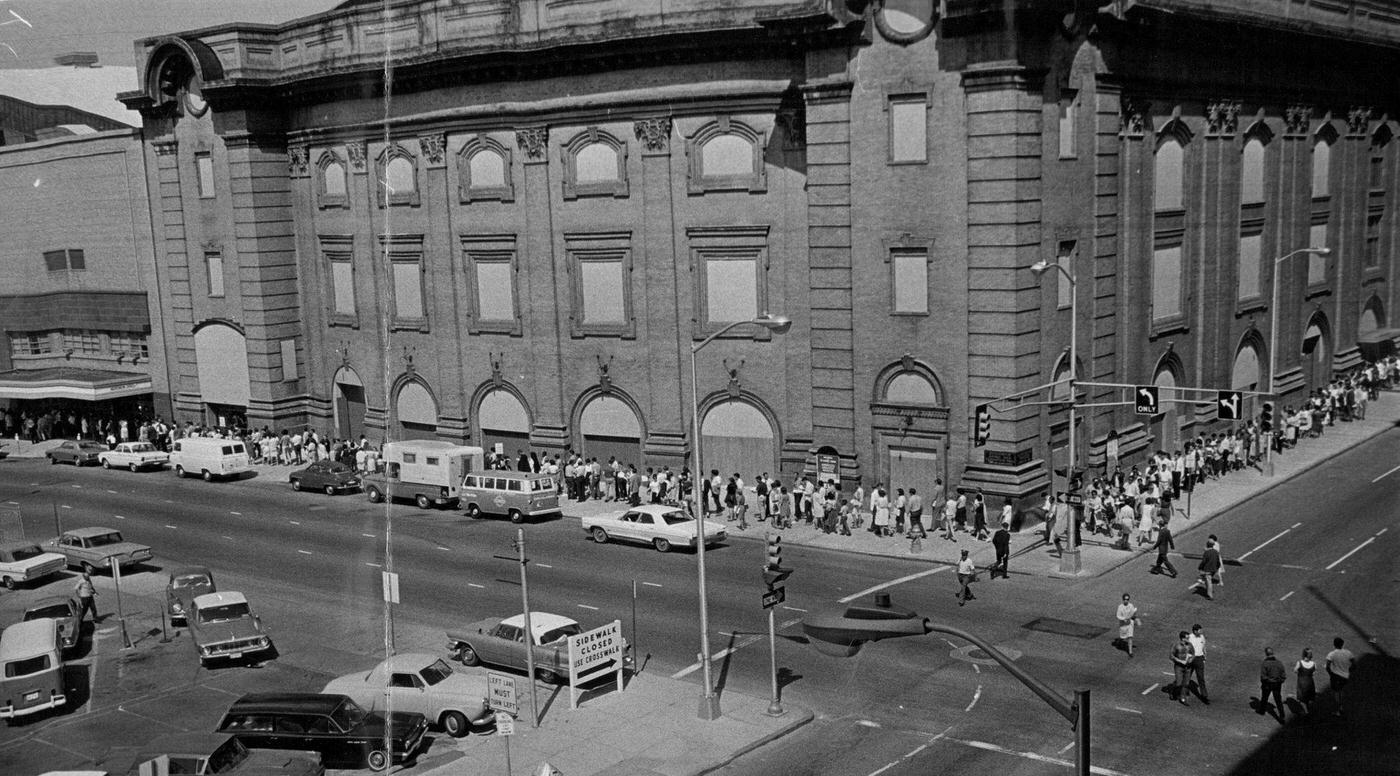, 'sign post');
109,556,132,649
495,711,515,776
566,620,625,709
763,587,786,716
